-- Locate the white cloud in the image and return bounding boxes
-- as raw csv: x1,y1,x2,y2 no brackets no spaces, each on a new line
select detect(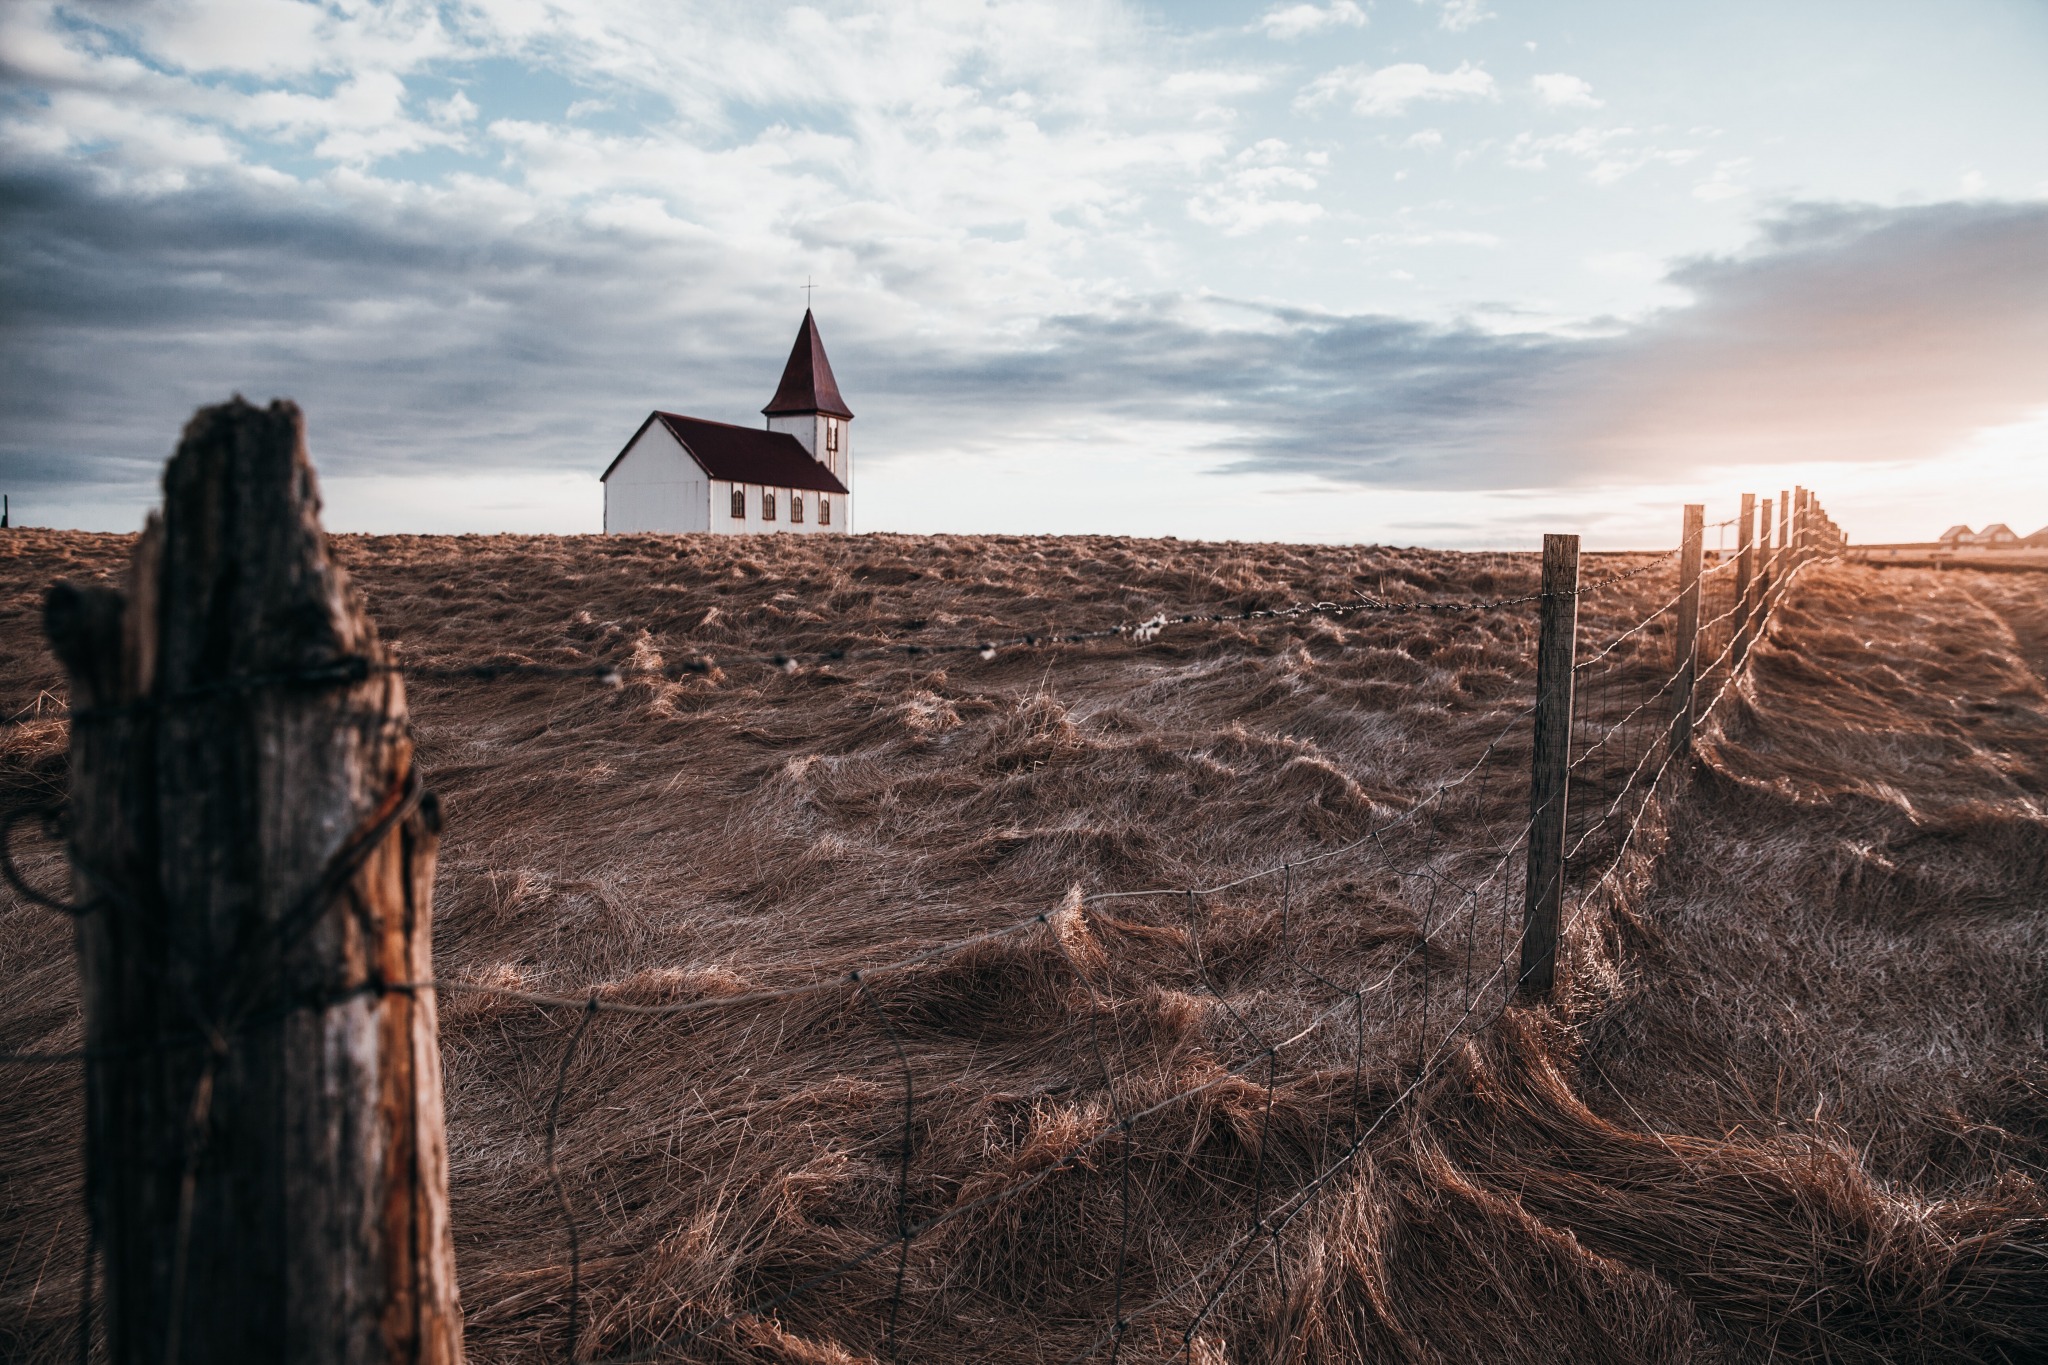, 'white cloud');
1188,139,1325,235
1365,228,1502,247
88,0,456,80
428,91,478,127
1421,0,1494,32
1531,73,1602,109
229,69,463,165
1693,156,1752,200
1583,250,1666,282
0,0,1257,331
112,0,331,76
1506,126,1699,184
1160,69,1269,102
1298,62,1497,117
1258,2,1368,40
